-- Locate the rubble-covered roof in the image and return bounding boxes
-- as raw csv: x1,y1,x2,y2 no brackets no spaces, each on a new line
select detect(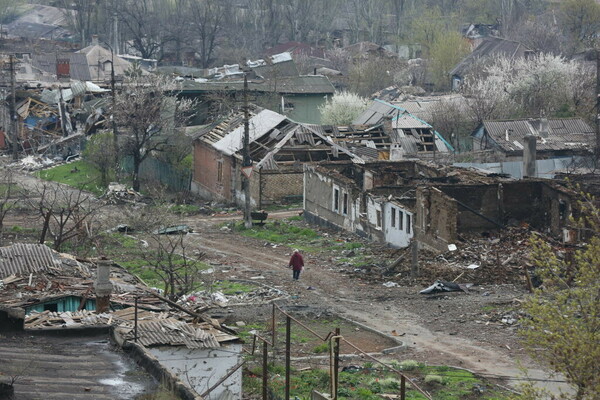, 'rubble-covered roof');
0,243,69,279
477,118,594,154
